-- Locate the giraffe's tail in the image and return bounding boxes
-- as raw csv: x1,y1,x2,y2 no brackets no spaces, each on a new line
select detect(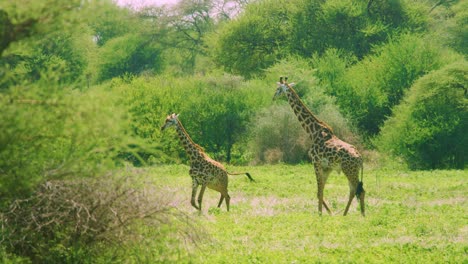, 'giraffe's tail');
227,172,255,182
